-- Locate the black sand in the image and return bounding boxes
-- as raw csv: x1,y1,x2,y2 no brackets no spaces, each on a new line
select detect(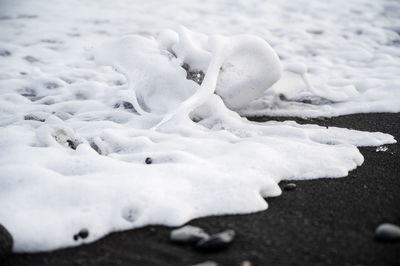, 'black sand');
3,113,400,266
